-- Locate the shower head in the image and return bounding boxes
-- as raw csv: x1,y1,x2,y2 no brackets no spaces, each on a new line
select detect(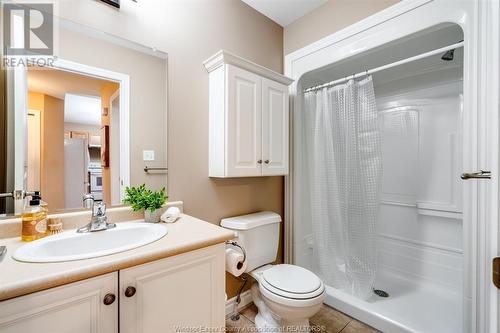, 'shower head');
441,49,455,61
